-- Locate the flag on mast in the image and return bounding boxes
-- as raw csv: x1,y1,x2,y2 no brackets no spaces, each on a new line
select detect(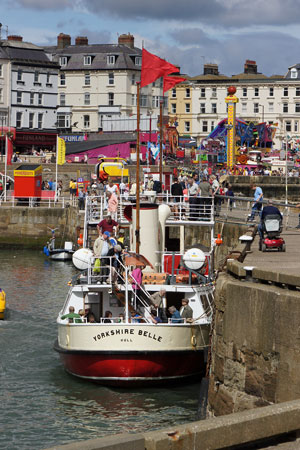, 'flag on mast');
6,135,13,166
141,49,179,88
163,75,187,93
57,137,66,165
